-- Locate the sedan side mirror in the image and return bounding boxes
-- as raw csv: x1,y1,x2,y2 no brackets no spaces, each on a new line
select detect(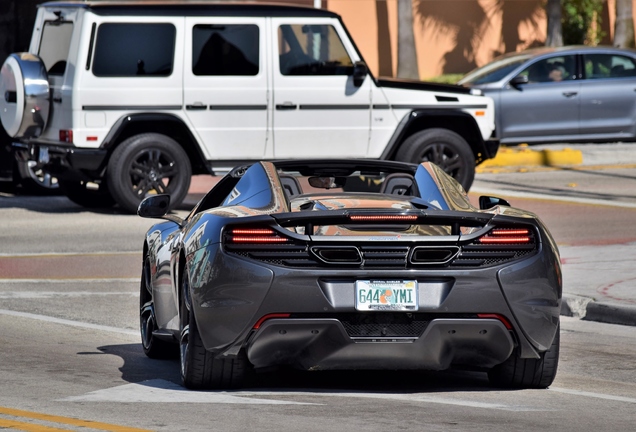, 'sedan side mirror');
509,74,529,89
352,61,368,87
479,195,511,210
